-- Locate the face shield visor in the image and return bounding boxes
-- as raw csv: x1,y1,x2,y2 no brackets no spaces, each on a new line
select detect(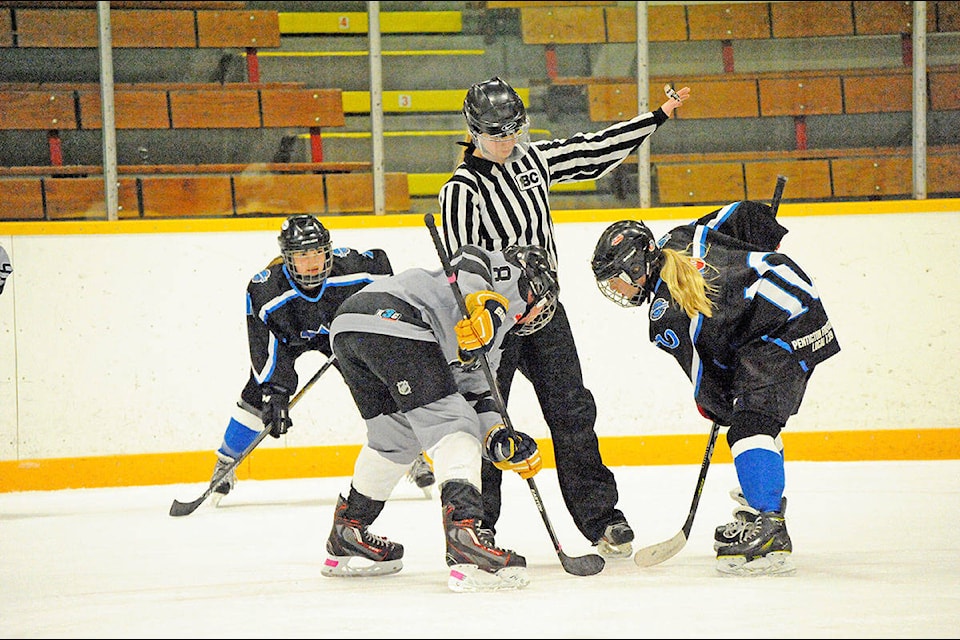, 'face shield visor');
471,117,531,163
